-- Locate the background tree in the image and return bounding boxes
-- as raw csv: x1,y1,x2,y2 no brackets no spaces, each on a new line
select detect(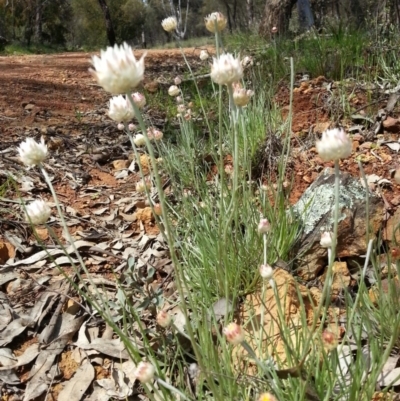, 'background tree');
97,0,116,46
